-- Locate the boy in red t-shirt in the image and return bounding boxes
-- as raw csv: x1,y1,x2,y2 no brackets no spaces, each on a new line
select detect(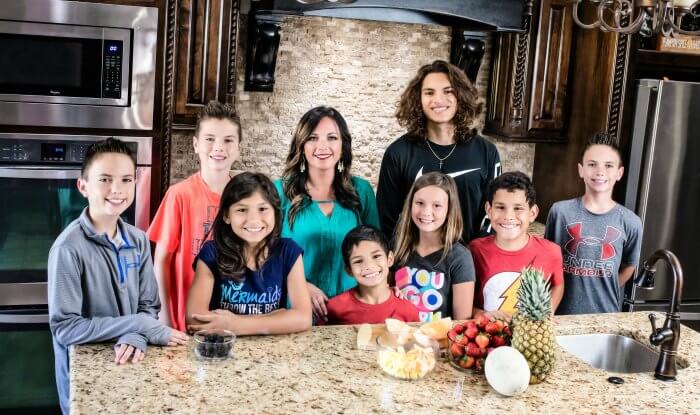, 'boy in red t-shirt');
326,225,419,325
147,102,241,331
469,171,564,321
